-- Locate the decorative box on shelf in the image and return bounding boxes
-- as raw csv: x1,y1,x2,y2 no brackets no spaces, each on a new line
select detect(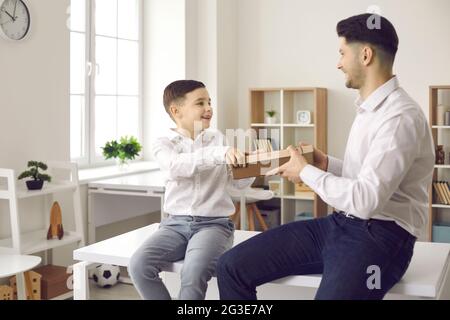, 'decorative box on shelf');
268,180,281,196
295,212,313,221
295,182,313,197
32,265,72,300
432,223,450,243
